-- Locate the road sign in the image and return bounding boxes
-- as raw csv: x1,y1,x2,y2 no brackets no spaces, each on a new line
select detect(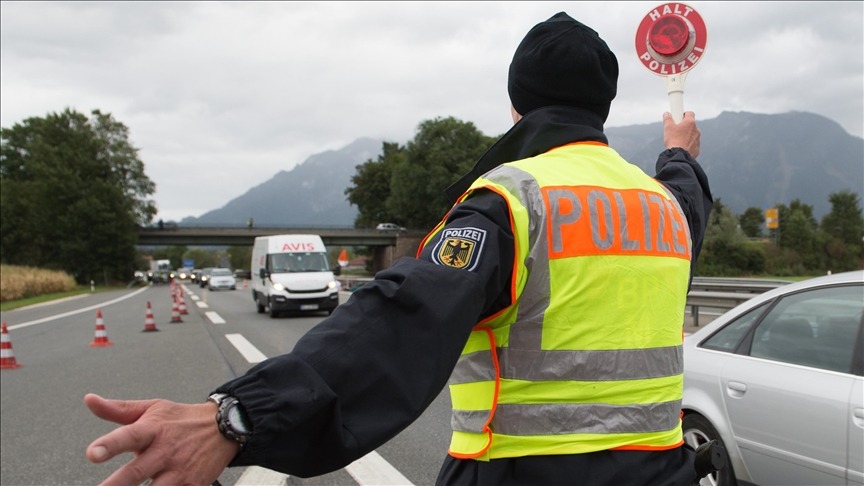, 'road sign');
765,208,779,229
635,3,707,123
183,259,195,268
